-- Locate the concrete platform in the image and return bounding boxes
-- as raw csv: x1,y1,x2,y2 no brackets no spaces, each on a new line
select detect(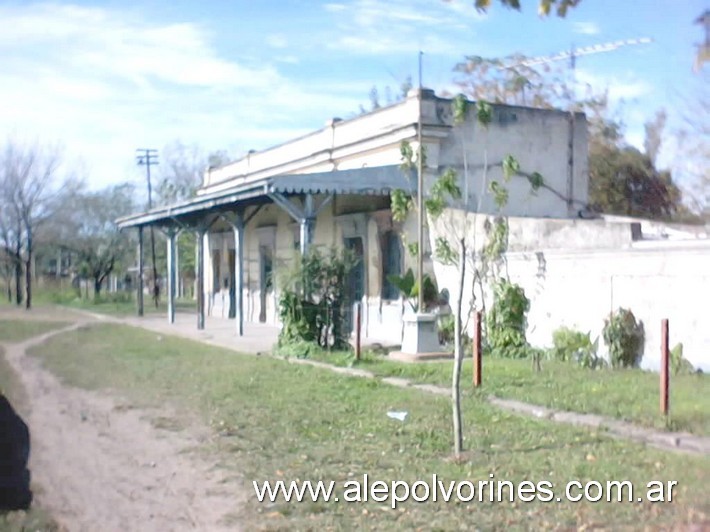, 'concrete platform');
388,350,453,363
